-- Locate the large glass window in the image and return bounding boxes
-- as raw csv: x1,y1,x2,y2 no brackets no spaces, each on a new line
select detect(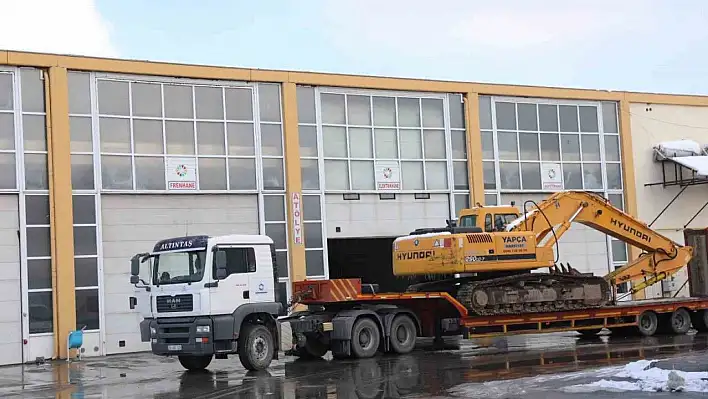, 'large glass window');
16,68,54,336
318,91,461,192
297,86,470,279
480,96,622,202
93,77,284,192
481,95,625,289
